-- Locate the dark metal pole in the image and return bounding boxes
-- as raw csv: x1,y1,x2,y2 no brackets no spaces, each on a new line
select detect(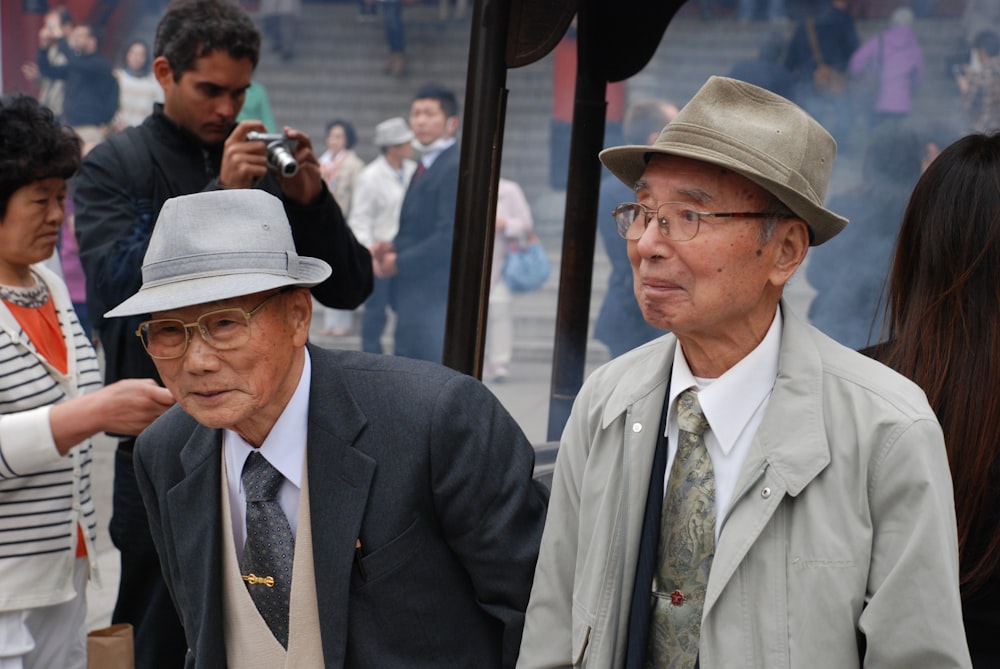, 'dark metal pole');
442,0,511,376
546,0,607,441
